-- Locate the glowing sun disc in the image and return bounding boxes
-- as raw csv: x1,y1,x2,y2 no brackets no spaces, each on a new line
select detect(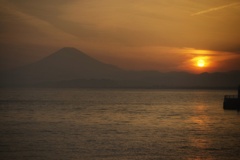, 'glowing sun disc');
197,59,205,67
